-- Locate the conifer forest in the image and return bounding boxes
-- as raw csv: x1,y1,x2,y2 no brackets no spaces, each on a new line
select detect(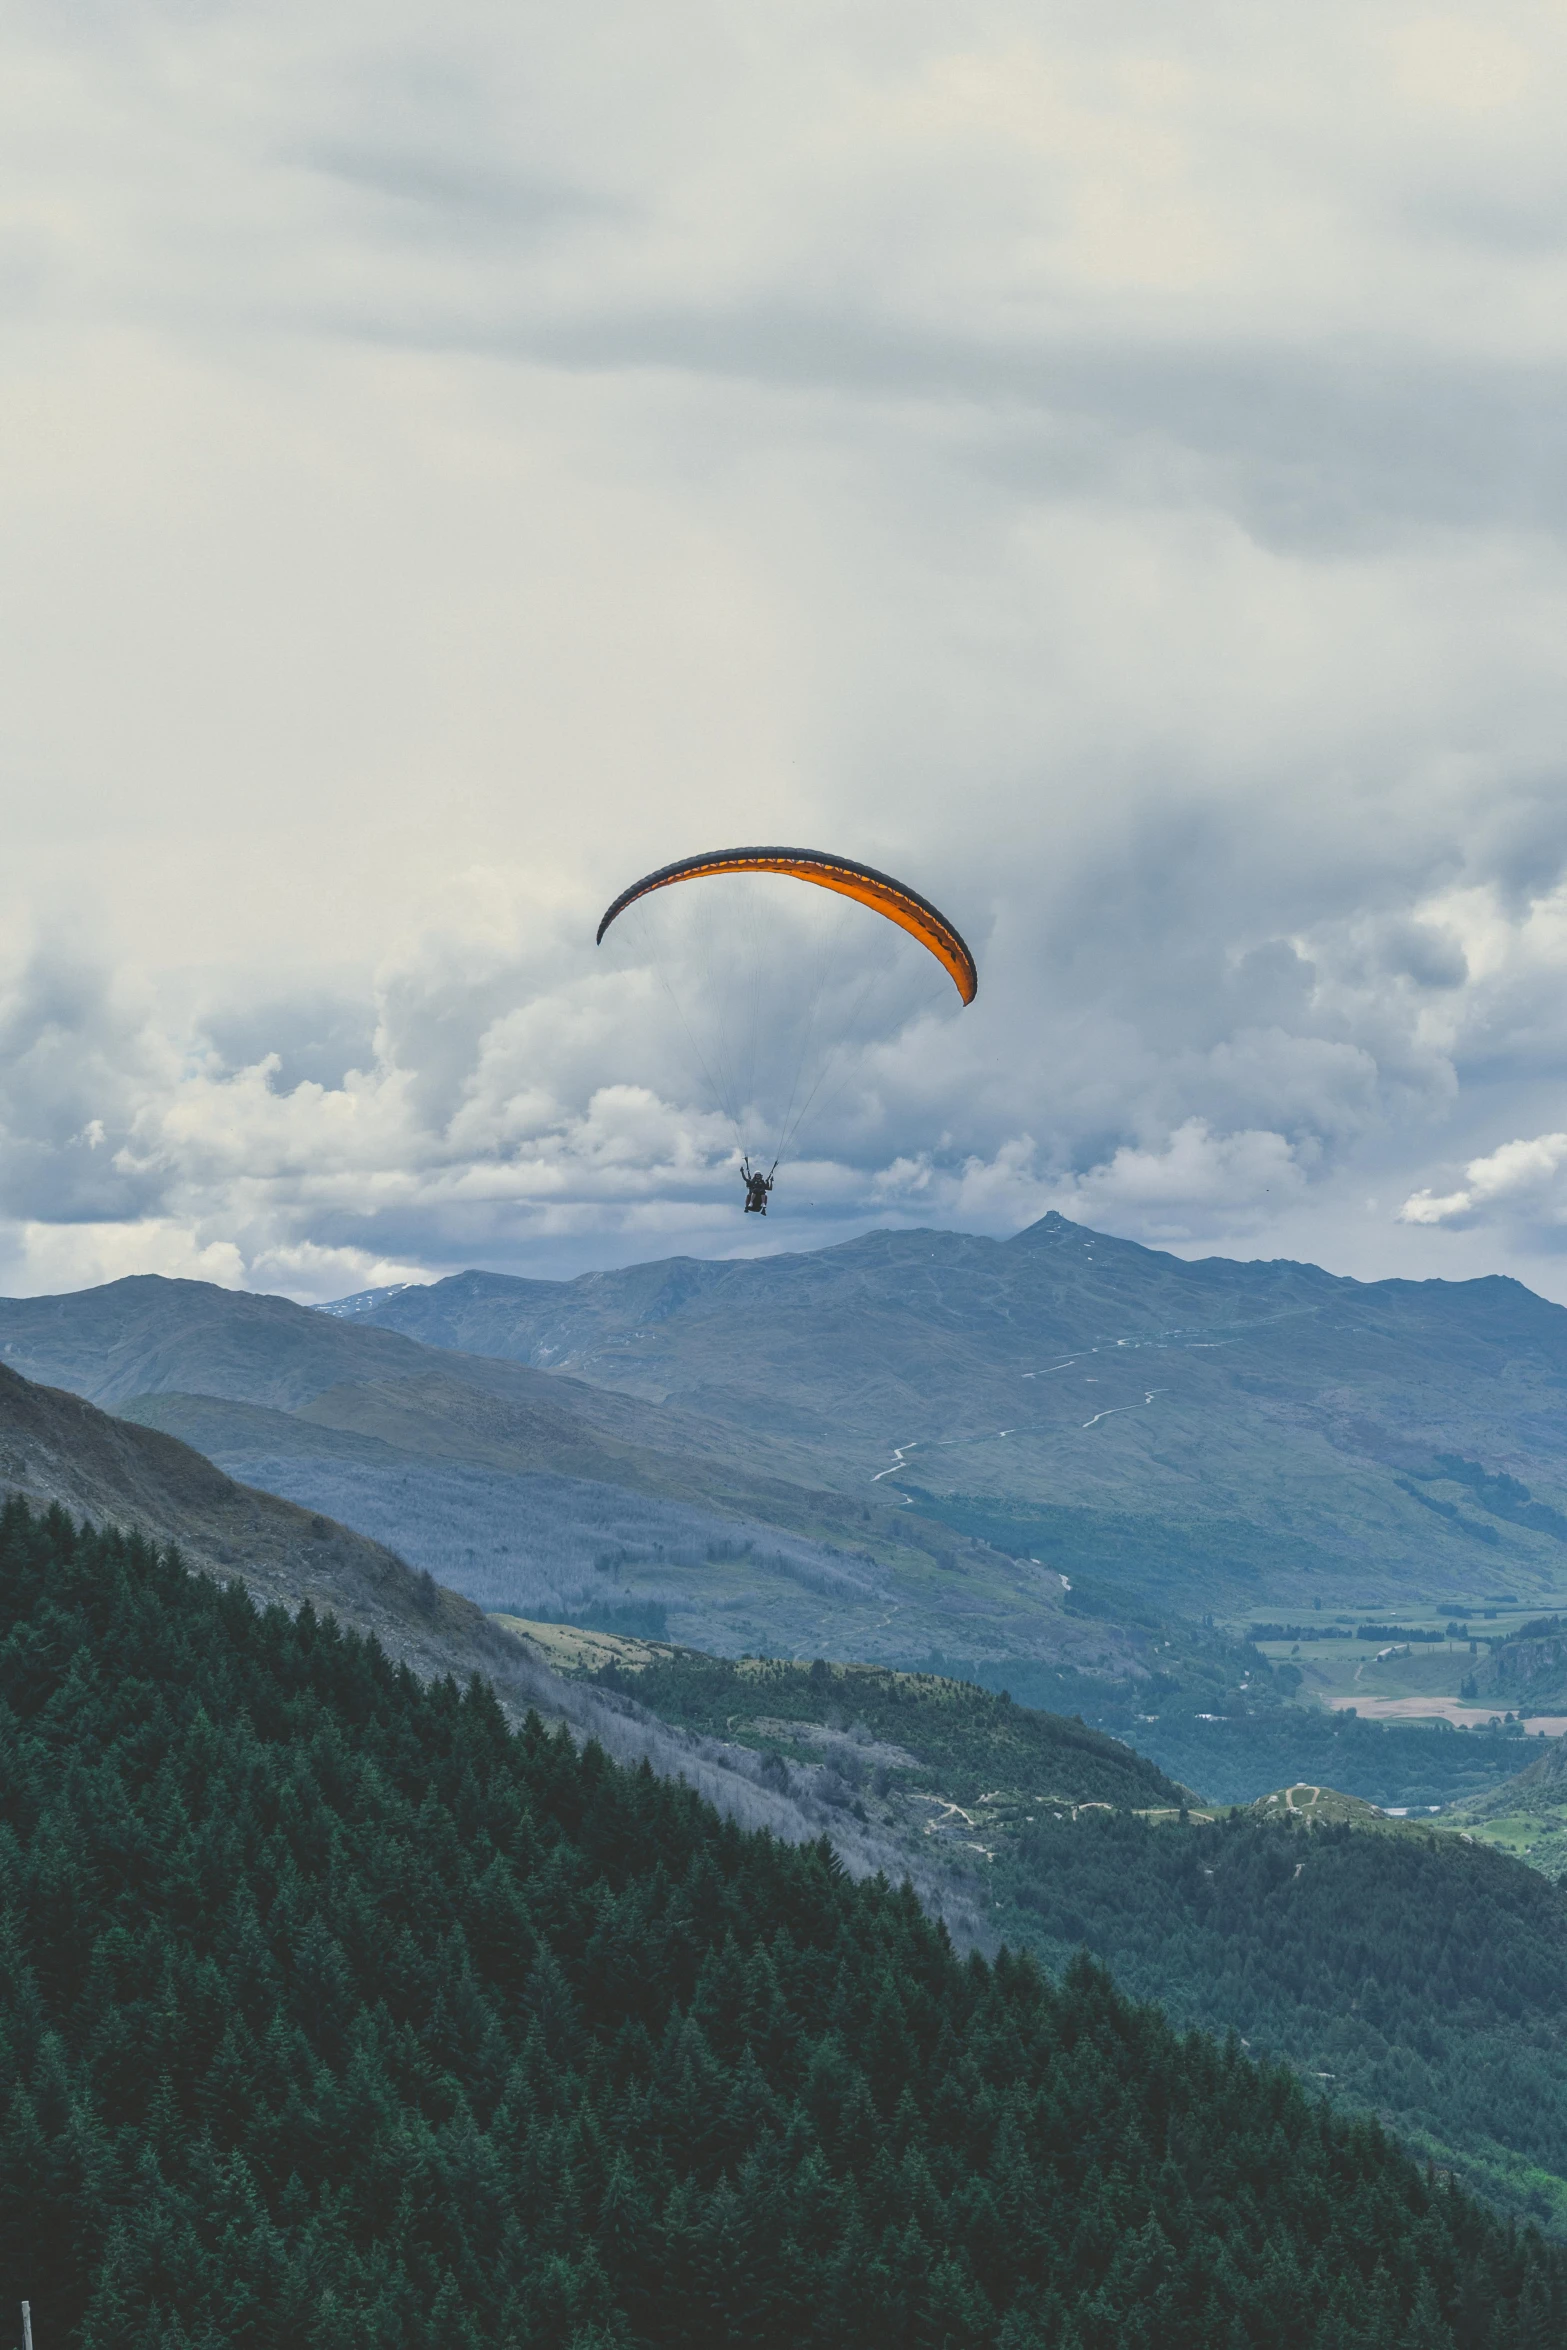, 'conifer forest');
3,1502,1563,2348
